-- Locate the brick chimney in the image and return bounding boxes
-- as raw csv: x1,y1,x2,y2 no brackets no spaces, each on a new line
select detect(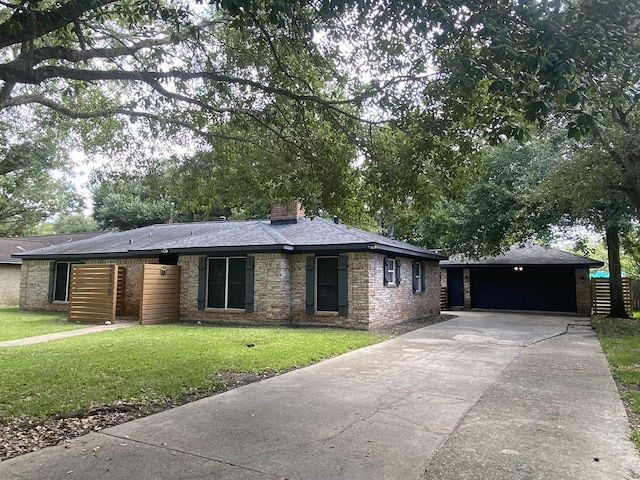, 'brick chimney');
270,201,305,224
